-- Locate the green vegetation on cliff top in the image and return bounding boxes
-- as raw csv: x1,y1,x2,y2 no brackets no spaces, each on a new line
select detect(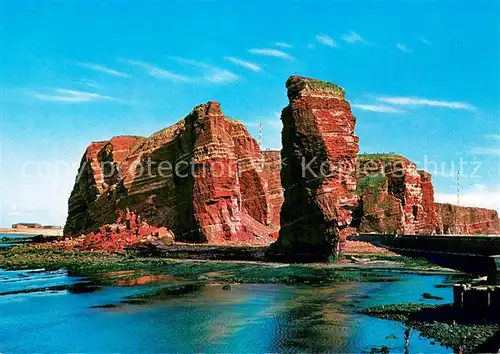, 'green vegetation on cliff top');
358,153,409,161
307,79,345,96
288,76,345,98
